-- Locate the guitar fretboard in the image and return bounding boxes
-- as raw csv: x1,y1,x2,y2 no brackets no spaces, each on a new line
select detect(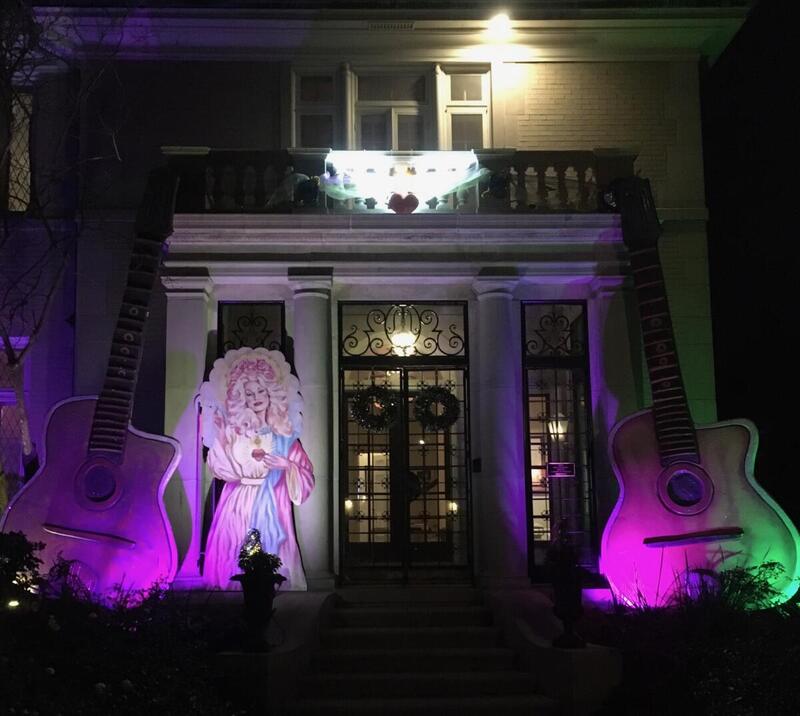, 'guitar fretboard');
629,246,700,466
88,236,164,454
